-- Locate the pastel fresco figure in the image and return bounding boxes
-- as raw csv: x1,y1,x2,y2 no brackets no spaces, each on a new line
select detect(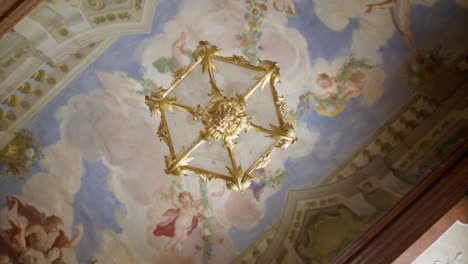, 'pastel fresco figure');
0,195,83,264
153,191,203,252
273,0,297,15
365,0,435,48
172,32,191,68
300,57,374,117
